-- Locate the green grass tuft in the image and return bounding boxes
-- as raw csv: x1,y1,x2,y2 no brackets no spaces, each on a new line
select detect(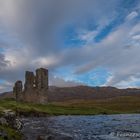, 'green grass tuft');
0,125,22,140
